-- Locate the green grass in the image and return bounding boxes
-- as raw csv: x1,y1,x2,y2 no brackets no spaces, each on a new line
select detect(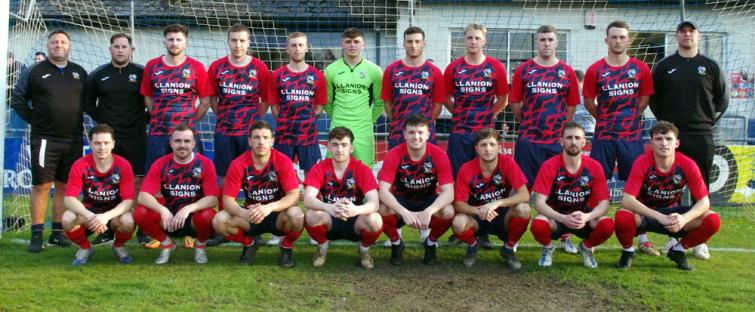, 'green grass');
1,206,753,311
